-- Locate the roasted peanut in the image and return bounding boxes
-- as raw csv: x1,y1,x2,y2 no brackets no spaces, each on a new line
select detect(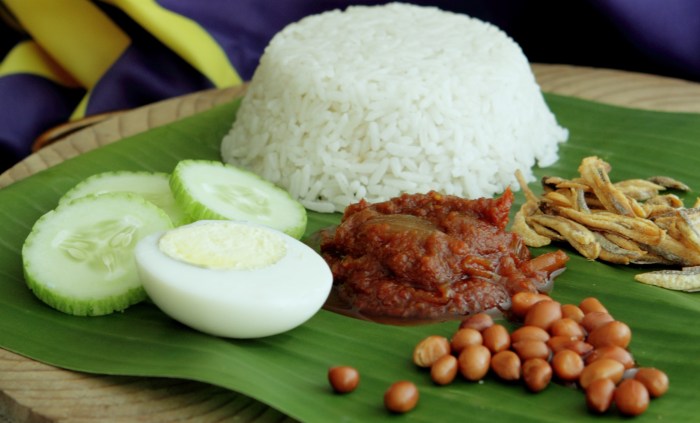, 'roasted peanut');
384,381,419,413
524,300,562,330
614,379,650,416
587,320,632,349
581,311,615,333
511,292,551,318
585,377,616,413
510,325,550,343
328,366,360,393
560,303,585,324
490,350,521,381
458,344,491,381
546,335,575,354
547,335,593,356
482,324,511,353
512,339,550,361
634,367,669,398
551,349,584,382
522,358,552,392
579,297,608,314
430,354,458,386
450,328,483,354
579,358,625,389
459,312,494,332
585,345,635,369
413,335,450,367
549,318,585,339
